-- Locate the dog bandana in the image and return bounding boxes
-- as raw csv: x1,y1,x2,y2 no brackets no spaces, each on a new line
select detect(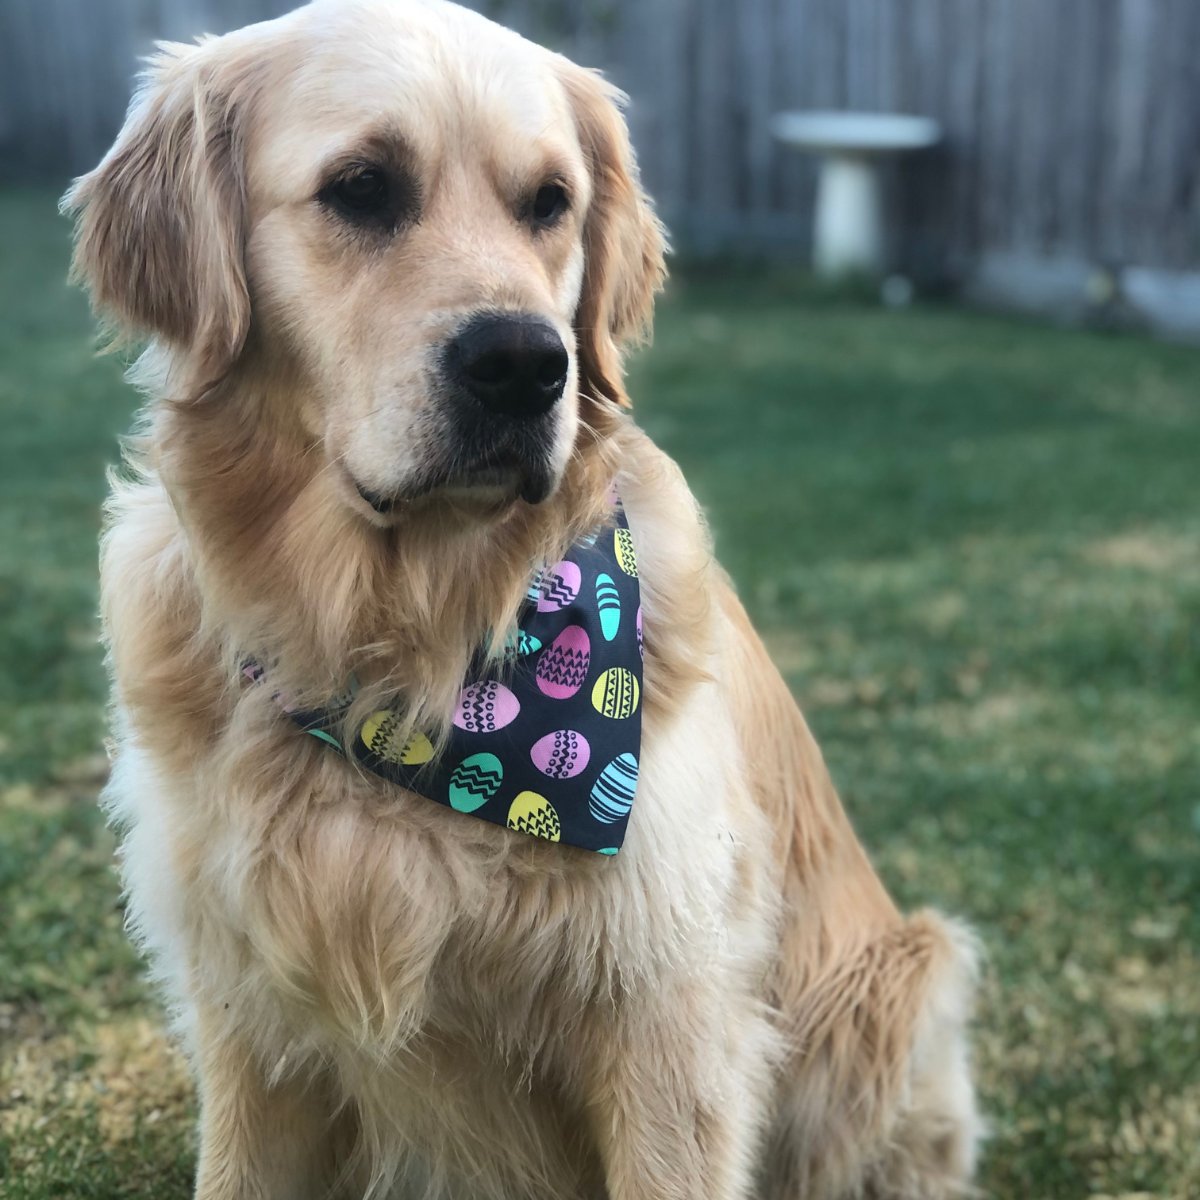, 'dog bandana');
254,497,643,855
